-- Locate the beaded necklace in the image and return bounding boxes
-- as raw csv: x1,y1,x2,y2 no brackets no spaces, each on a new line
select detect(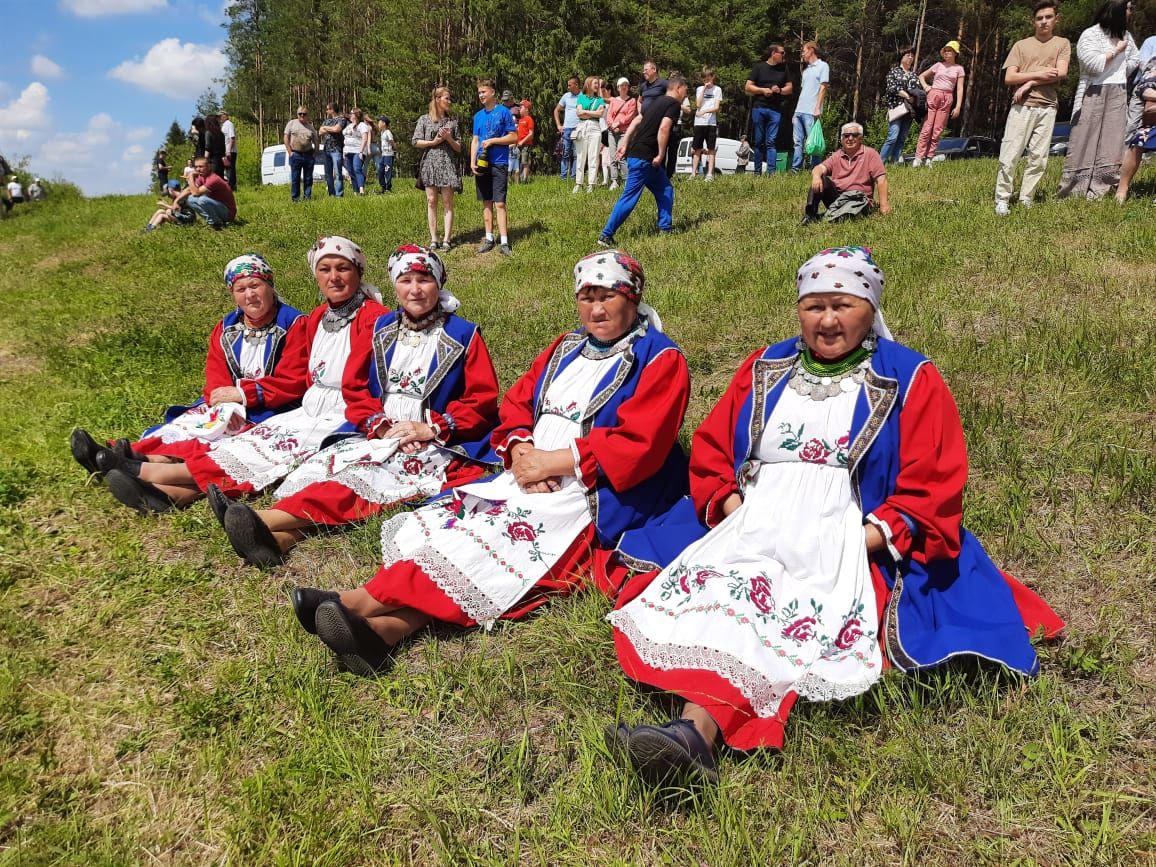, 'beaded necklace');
399,307,445,347
321,291,365,333
788,333,876,401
